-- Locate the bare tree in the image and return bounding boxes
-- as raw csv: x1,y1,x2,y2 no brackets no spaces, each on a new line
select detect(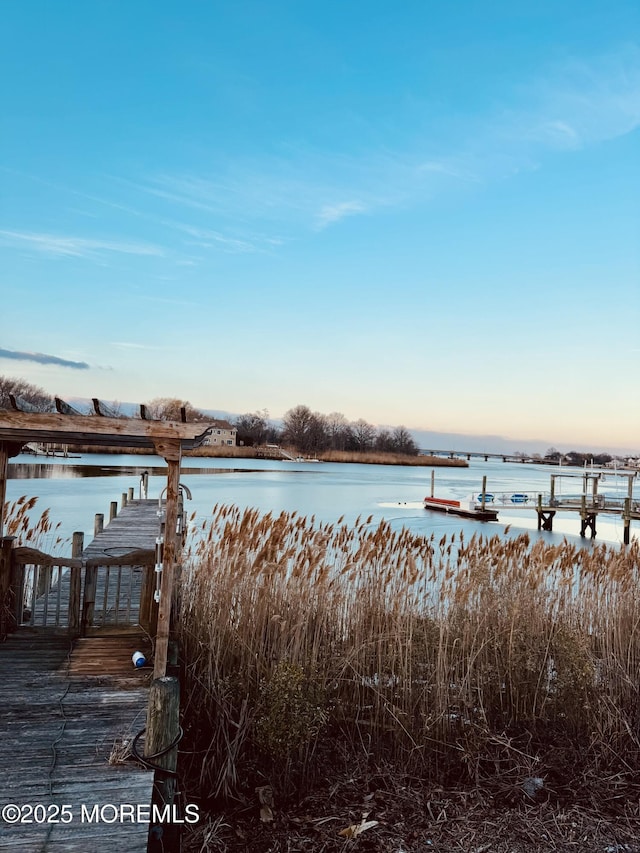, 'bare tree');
143,397,207,421
0,375,54,411
325,412,351,451
281,405,315,450
281,405,330,453
391,426,419,455
349,419,376,452
234,410,270,446
375,429,395,453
